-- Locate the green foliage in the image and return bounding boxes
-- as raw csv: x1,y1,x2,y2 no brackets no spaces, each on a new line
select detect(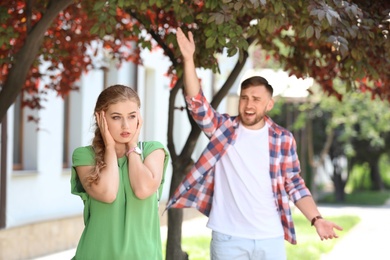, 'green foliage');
307,80,390,157
346,163,373,191
379,154,390,188
2,0,389,118
345,156,390,192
